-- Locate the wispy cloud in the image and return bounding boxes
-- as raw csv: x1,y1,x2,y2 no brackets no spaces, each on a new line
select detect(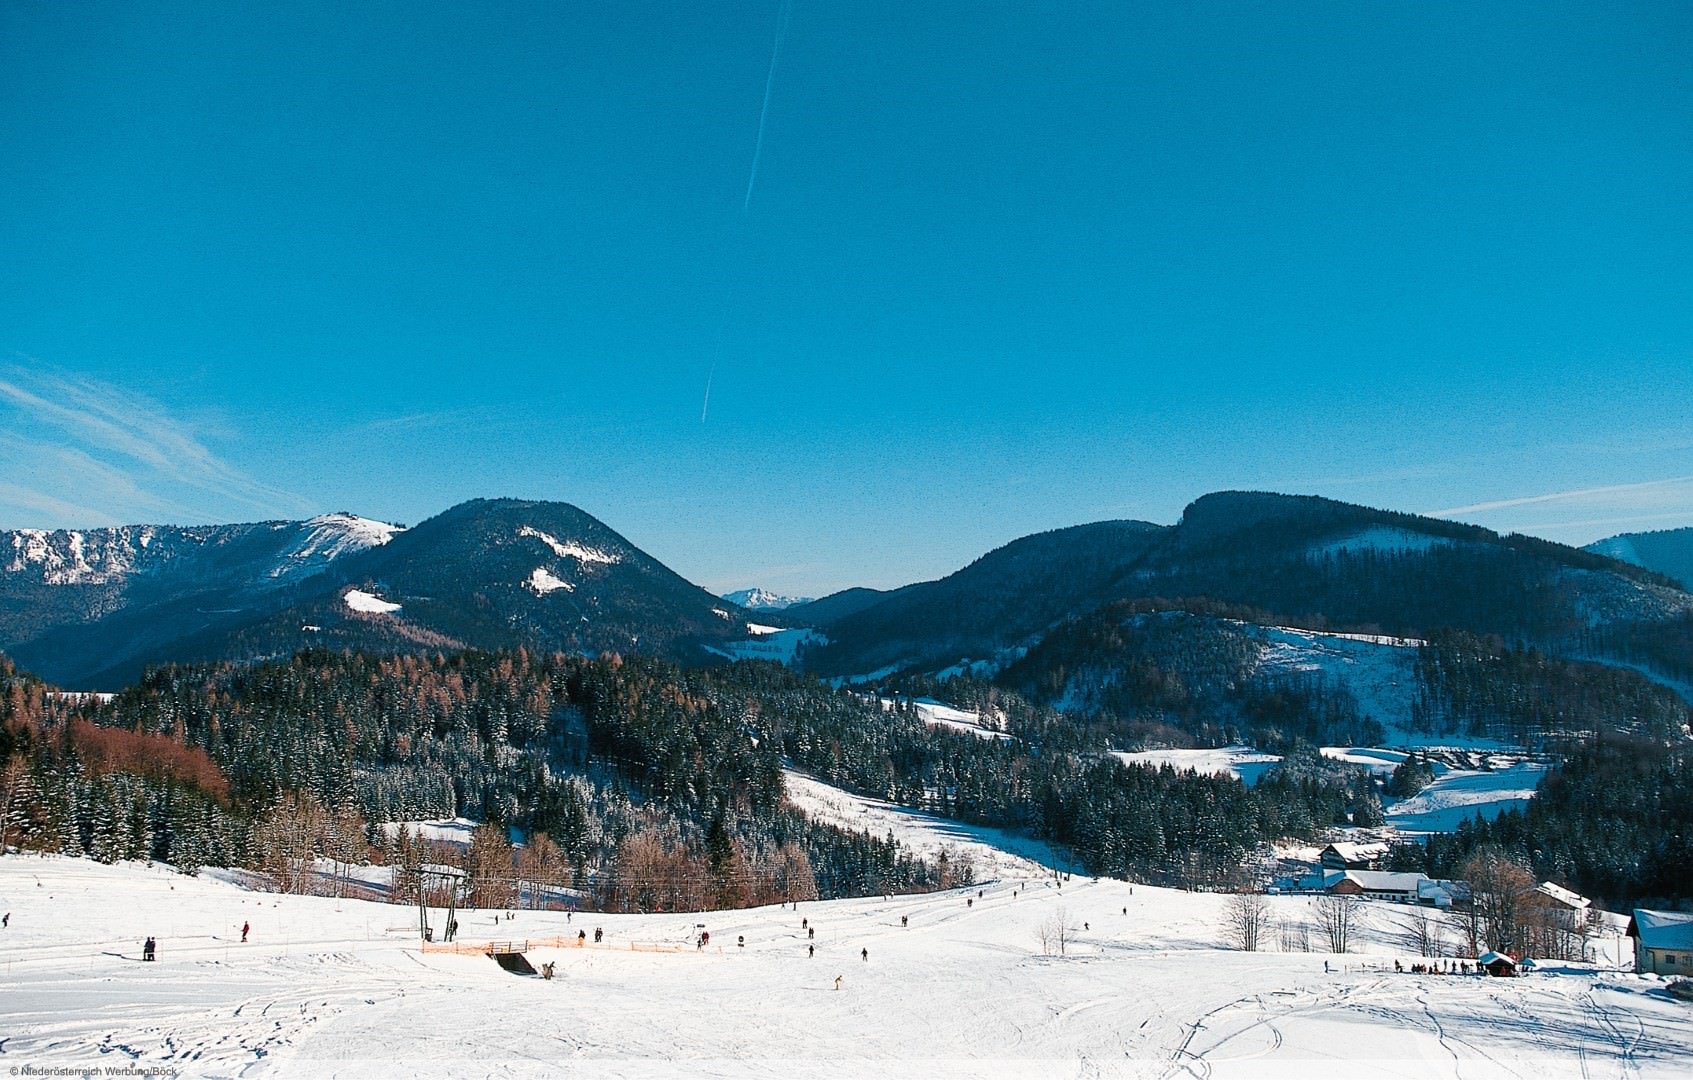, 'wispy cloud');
0,363,314,528
1425,475,1693,519
0,481,117,526
1525,512,1693,533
